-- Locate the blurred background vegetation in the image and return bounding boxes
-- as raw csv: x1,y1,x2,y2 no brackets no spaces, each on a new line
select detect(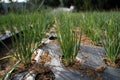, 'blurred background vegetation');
0,0,120,14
